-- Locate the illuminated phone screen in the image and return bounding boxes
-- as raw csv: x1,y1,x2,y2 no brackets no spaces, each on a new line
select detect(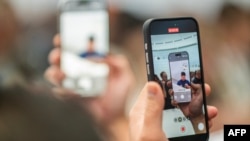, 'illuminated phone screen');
169,51,191,103
151,31,205,138
60,9,109,96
